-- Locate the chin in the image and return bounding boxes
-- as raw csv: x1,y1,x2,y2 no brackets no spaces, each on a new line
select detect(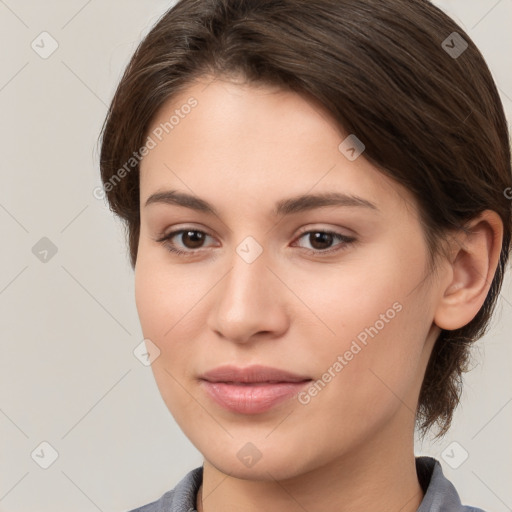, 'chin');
208,453,307,482
195,433,322,482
